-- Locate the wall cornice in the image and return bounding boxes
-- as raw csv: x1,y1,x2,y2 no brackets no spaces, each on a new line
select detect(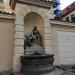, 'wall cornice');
50,19,75,27
16,0,54,9
0,13,15,22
